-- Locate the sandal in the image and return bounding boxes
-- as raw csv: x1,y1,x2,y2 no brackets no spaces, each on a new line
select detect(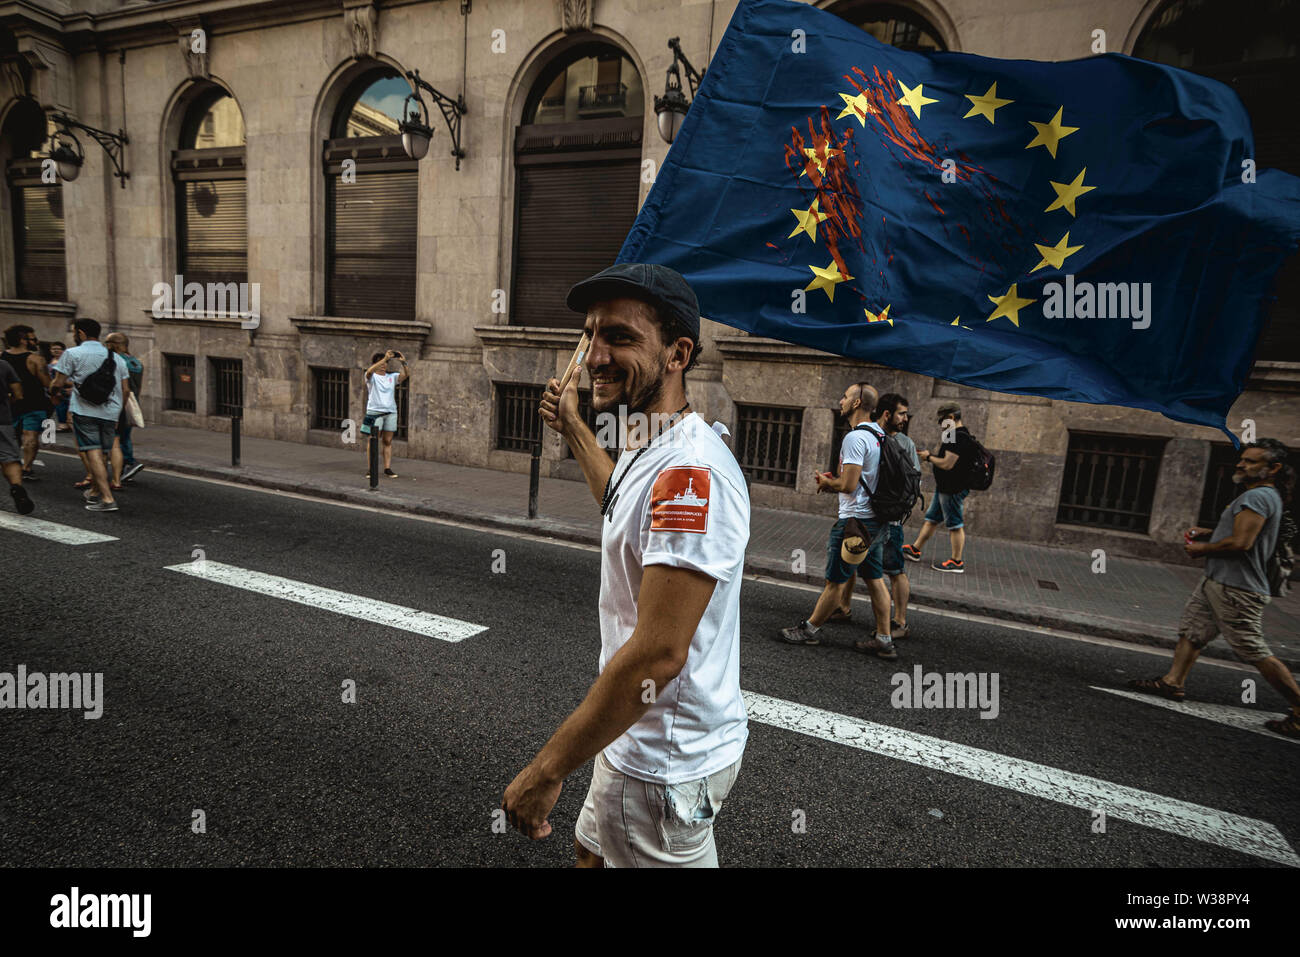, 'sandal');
110,483,123,491
1127,677,1185,702
1264,713,1300,739
74,479,93,489
828,607,853,622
